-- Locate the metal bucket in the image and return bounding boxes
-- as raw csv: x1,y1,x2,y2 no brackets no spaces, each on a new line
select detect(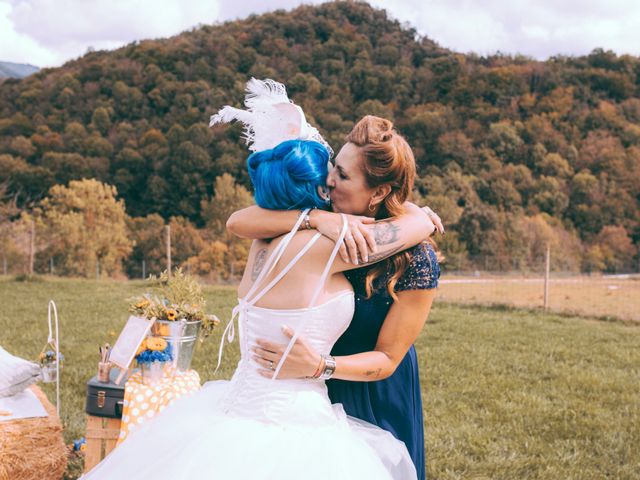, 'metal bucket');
150,319,201,371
